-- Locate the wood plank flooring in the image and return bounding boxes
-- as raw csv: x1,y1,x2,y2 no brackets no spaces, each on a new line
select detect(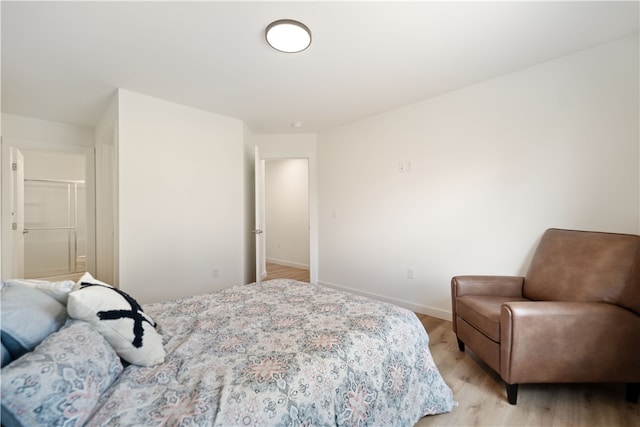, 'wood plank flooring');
415,313,639,426
264,262,309,282
264,264,640,426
